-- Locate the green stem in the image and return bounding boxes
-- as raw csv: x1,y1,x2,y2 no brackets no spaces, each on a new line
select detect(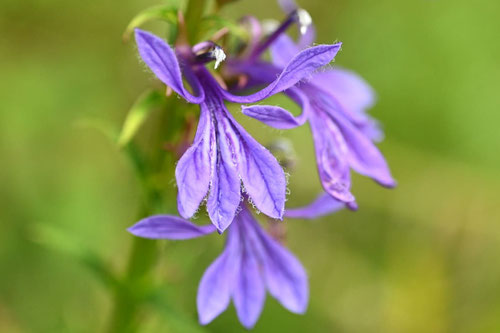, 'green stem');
185,0,207,44
106,91,184,332
107,236,158,333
